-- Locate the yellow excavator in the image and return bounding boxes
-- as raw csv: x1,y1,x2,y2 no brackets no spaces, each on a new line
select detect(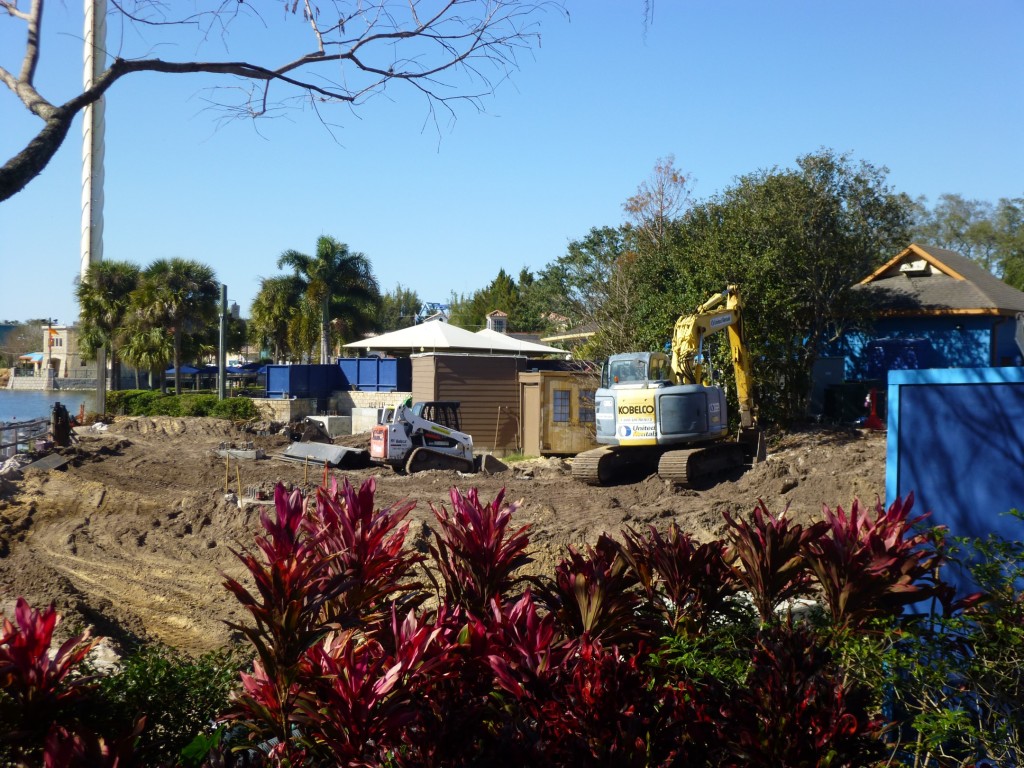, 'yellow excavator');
571,285,765,486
